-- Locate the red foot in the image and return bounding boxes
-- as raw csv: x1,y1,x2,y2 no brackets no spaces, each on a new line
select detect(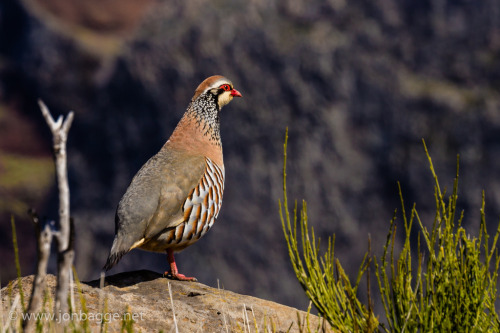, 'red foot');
164,271,198,282
165,249,197,282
